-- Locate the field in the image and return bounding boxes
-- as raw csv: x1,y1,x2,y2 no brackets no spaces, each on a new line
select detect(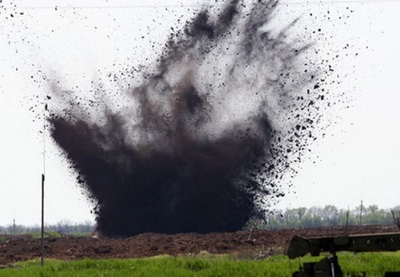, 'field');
0,253,400,276
1,225,400,276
